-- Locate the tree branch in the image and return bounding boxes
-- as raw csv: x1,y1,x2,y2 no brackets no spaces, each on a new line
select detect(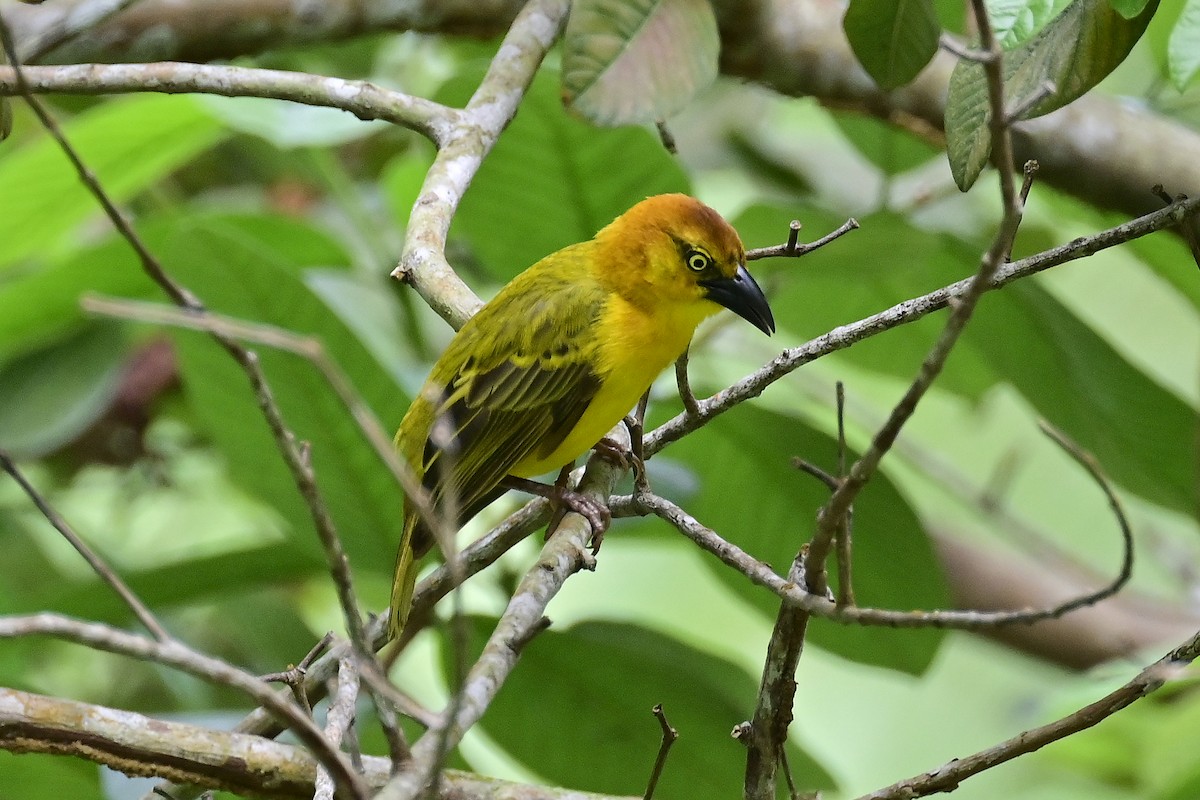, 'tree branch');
0,61,457,143
0,686,634,800
391,0,570,328
856,628,1200,799
0,614,367,798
